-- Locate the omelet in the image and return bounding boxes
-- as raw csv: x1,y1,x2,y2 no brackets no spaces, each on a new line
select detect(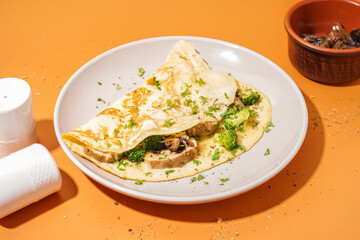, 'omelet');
62,40,271,182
